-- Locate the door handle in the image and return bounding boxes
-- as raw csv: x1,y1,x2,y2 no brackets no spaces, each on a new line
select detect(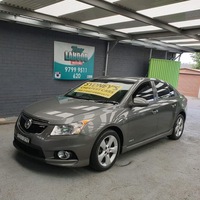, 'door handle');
172,104,177,108
152,109,158,114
